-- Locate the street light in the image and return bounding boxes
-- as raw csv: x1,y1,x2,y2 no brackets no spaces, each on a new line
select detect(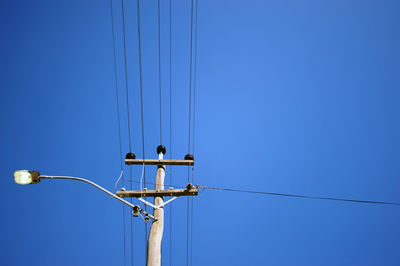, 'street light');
13,170,156,221
14,170,40,185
